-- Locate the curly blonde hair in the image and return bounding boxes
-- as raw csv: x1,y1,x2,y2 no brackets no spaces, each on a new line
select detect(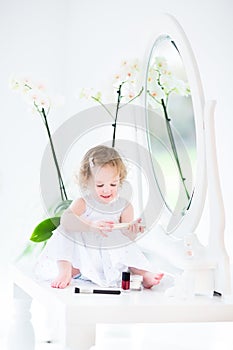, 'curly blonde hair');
77,145,127,189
